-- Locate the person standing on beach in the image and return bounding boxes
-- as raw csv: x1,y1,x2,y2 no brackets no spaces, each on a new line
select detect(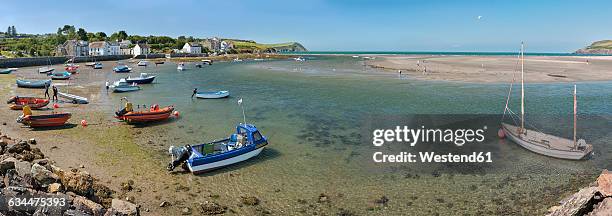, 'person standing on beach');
105,81,110,93
191,88,197,98
52,85,58,101
44,83,50,99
